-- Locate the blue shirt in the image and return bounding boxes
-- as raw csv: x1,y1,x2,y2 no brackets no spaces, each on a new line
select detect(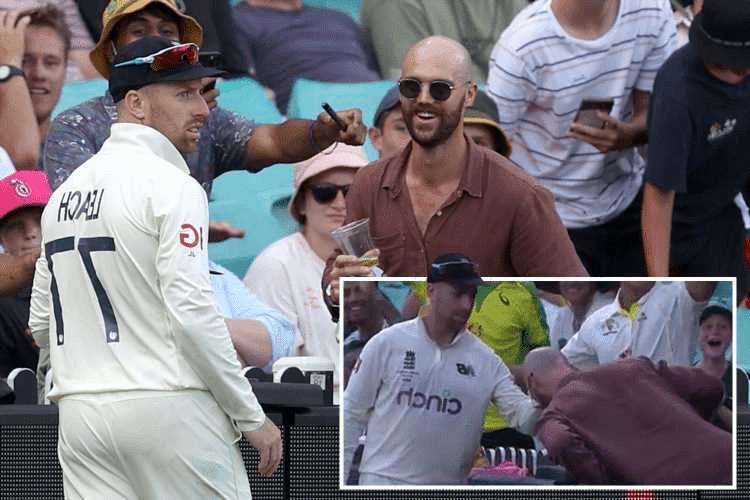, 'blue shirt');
209,261,294,372
44,93,256,193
